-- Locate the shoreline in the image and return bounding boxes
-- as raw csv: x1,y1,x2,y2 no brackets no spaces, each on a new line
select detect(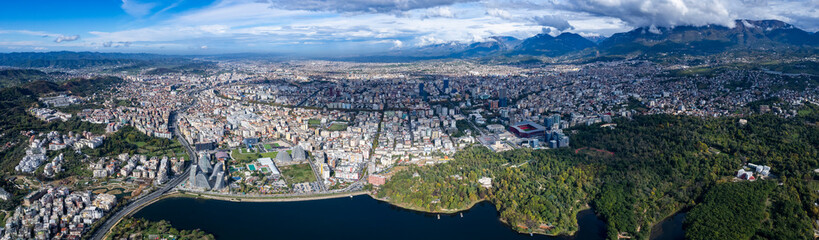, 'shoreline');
163,190,371,203
122,190,602,238
368,194,488,214
368,194,582,237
